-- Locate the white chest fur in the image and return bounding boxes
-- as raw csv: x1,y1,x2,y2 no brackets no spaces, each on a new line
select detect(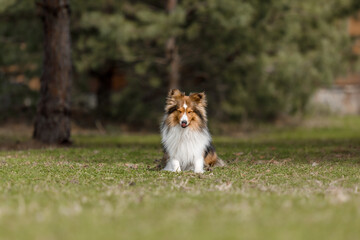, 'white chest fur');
161,124,211,171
